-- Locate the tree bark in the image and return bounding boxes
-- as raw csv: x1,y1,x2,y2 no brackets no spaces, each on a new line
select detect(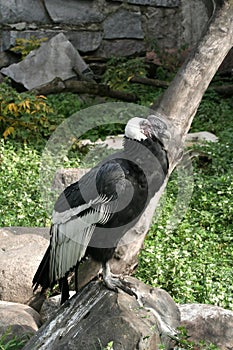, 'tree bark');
130,76,170,88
